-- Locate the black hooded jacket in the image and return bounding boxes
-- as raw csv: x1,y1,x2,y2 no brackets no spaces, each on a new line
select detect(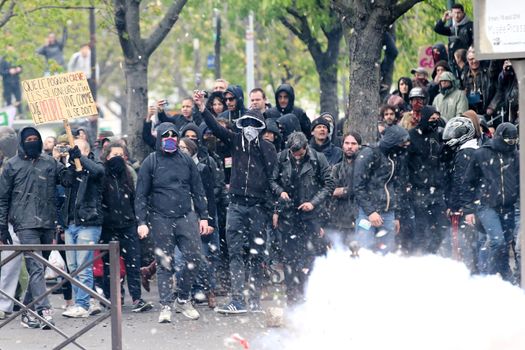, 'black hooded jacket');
201,108,277,203
0,127,67,231
276,113,301,144
102,164,136,229
353,125,409,219
135,123,209,225
462,123,519,213
308,138,342,166
217,85,246,124
267,84,311,137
